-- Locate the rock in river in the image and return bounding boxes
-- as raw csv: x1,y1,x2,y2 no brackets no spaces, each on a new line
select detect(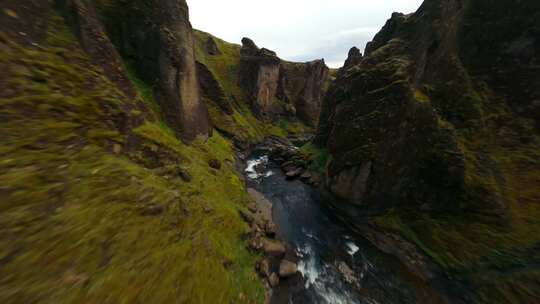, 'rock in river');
279,260,298,278
262,239,286,257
